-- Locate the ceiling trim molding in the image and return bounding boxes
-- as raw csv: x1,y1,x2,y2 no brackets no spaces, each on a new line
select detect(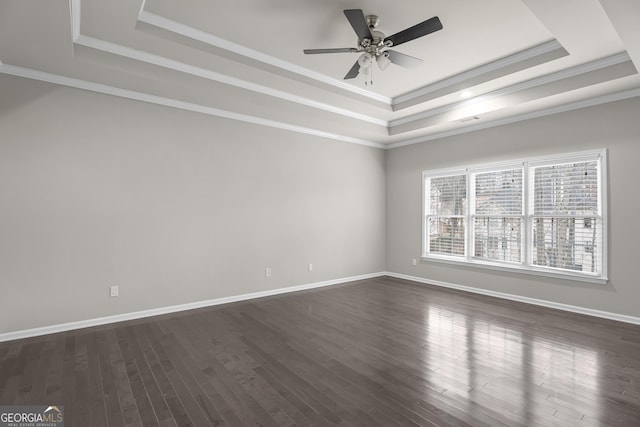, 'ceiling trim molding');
73,36,630,134
390,52,634,128
137,10,392,105
2,62,638,151
0,63,386,149
392,39,565,106
488,51,632,97
135,10,573,113
386,87,640,149
74,34,388,127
